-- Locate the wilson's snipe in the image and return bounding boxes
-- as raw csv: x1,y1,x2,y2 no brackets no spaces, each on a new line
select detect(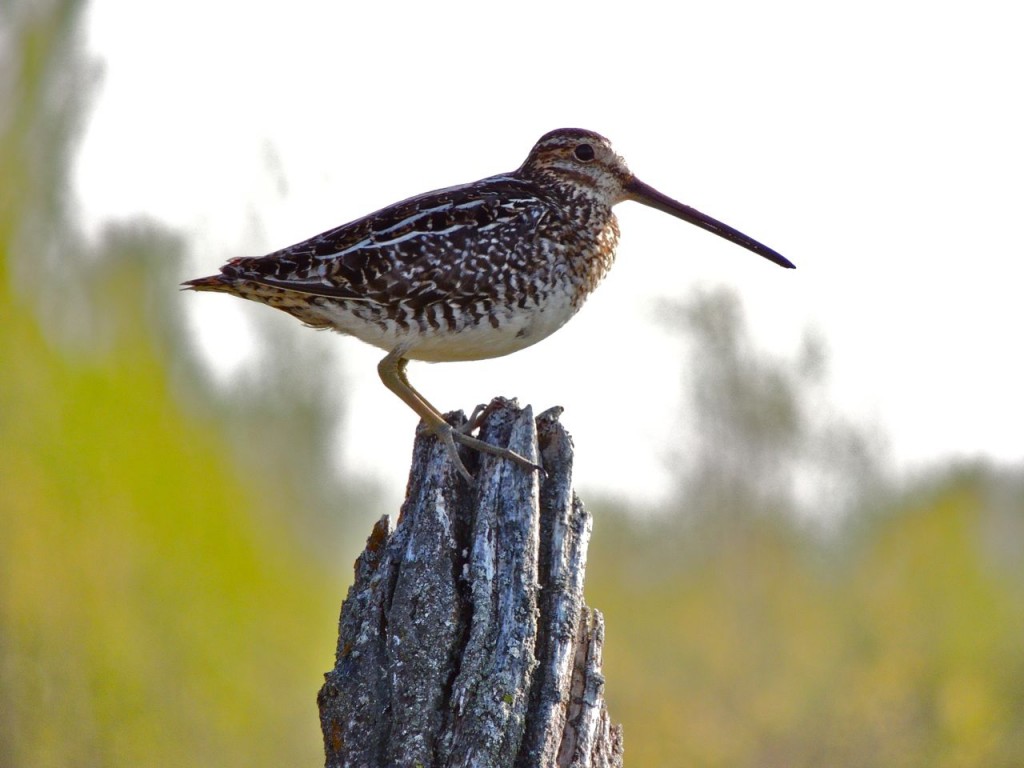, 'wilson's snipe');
184,128,794,481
